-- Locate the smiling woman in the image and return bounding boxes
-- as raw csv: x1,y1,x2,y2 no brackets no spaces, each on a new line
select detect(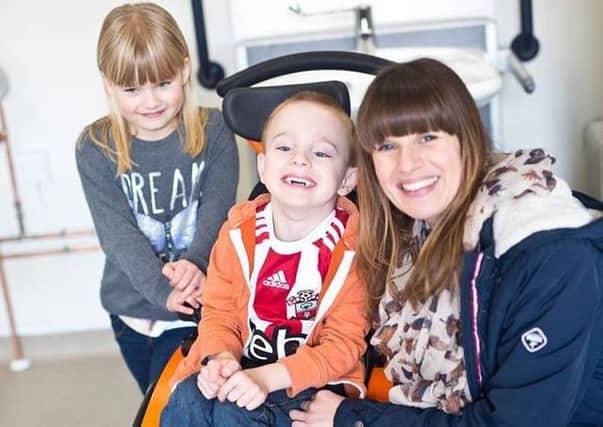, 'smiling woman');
75,2,239,394
372,131,462,226
290,59,603,427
